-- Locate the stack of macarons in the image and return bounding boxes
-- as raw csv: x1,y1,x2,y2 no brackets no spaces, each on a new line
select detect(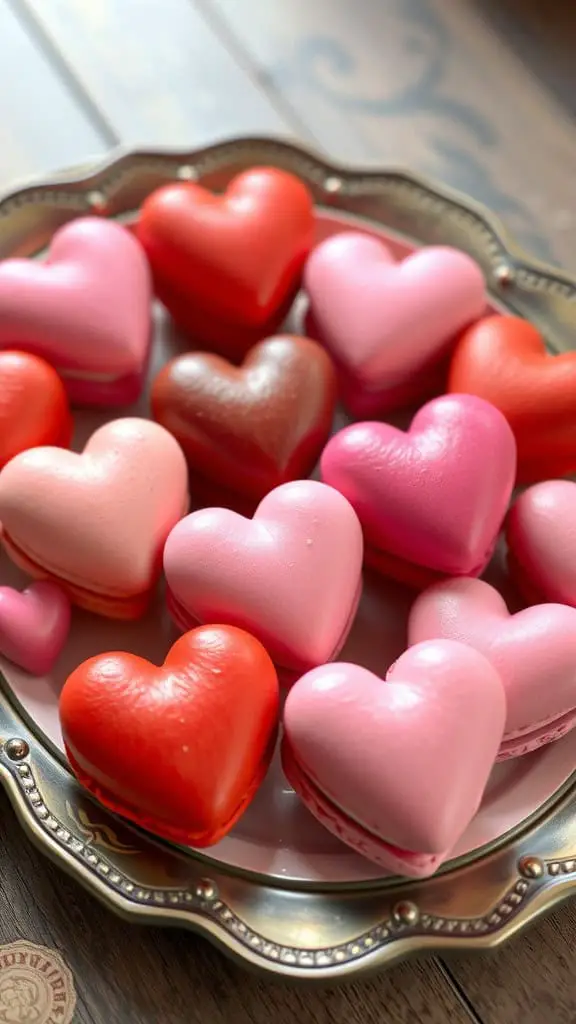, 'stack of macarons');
0,164,574,878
